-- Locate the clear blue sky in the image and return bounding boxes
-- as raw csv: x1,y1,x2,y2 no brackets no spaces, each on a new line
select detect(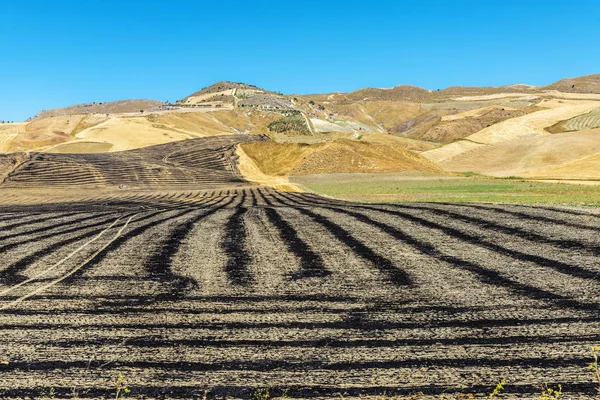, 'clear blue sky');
1,0,599,121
